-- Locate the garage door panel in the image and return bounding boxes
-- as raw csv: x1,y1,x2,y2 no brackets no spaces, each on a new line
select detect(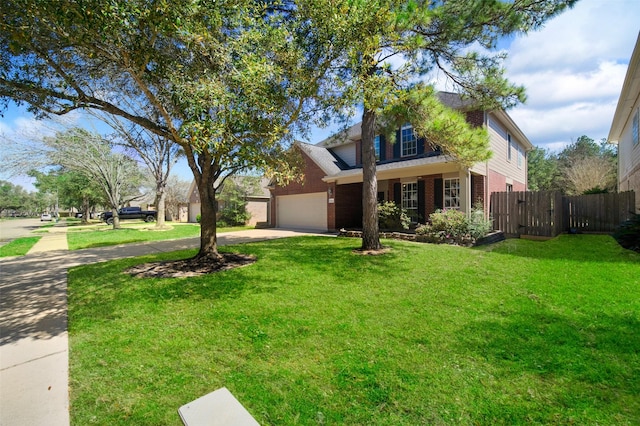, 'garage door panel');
277,193,327,231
